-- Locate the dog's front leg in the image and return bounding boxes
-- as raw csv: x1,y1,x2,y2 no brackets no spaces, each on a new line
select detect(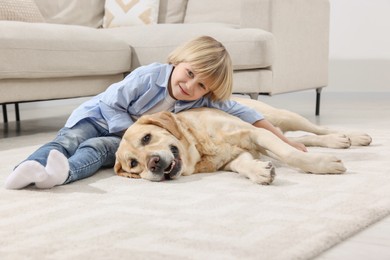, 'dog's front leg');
223,152,275,185
251,129,346,174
